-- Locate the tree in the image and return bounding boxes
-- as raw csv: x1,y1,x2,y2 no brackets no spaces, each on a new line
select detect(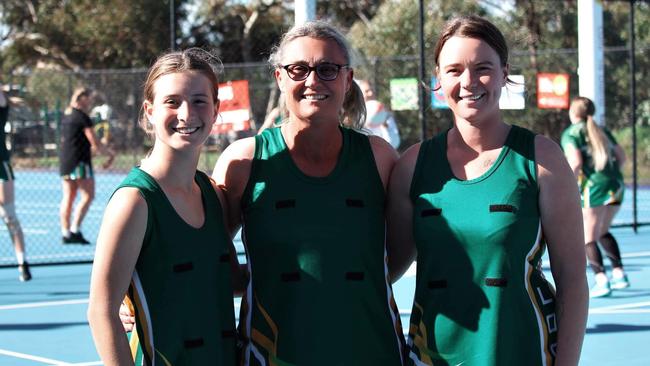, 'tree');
0,0,183,71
